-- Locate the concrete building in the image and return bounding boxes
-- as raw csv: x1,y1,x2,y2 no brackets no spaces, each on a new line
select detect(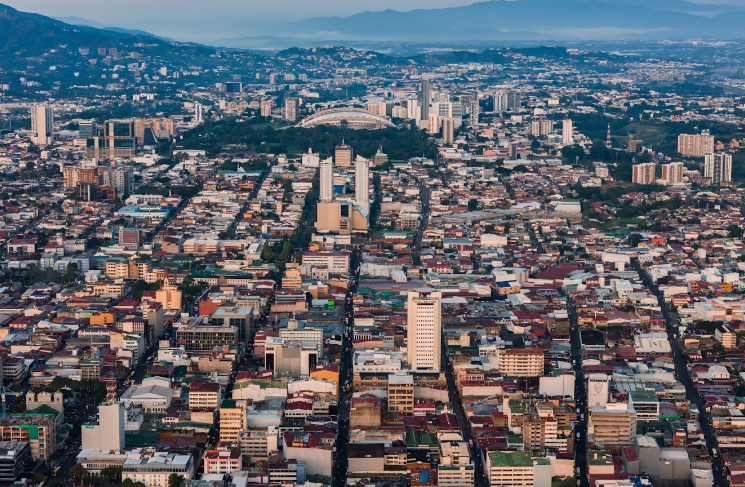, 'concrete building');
0,413,56,461
302,250,350,274
279,320,324,354
202,448,241,474
716,324,737,349
175,316,238,351
388,372,414,415
443,117,454,144
285,97,299,122
678,132,714,157
590,403,637,446
661,162,684,185
407,289,442,372
704,152,732,185
439,439,475,487
0,441,31,485
120,376,173,413
188,381,222,410
588,374,609,408
209,306,254,341
315,201,367,235
219,399,248,442
419,78,431,120
355,155,370,214
238,428,279,462
632,163,656,185
31,105,53,146
282,431,333,477
319,157,333,203
119,228,142,250
264,337,318,379
634,435,691,480
81,403,125,452
562,119,573,146
629,391,659,421
487,451,546,487
497,349,544,377
123,452,195,487
335,141,353,167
